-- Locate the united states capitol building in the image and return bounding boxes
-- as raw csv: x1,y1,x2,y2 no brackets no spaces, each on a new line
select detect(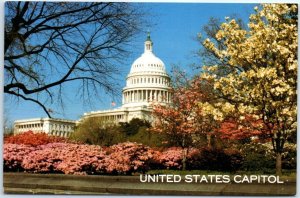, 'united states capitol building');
13,34,172,137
